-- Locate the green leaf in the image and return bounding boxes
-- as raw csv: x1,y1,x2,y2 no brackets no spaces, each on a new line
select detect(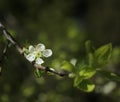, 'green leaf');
88,53,95,66
79,65,96,79
8,29,16,37
77,79,95,92
112,47,120,63
61,61,75,72
74,76,83,87
85,40,95,67
94,43,112,66
68,73,76,78
99,70,120,82
34,68,44,78
85,40,95,54
76,60,88,73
